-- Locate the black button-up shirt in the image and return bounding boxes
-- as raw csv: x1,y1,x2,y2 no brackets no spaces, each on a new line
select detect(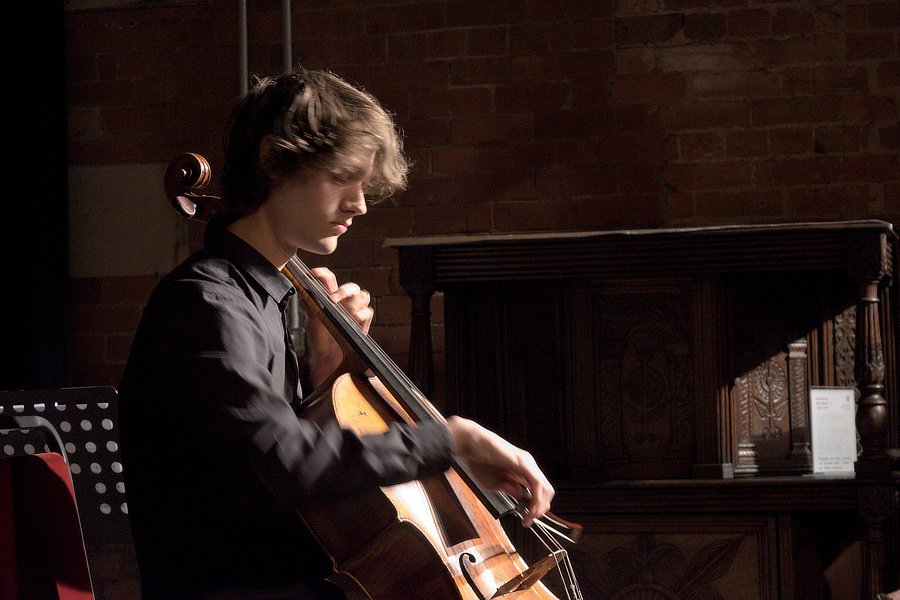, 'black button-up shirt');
119,228,453,597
